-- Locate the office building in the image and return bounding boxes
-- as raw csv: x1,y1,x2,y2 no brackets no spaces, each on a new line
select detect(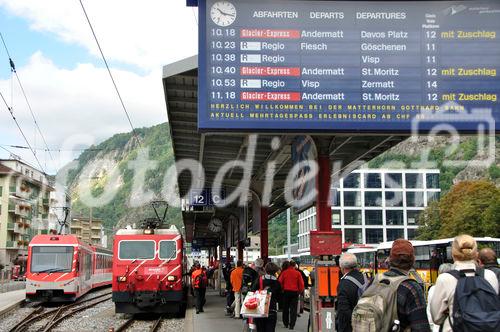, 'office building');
297,169,440,251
